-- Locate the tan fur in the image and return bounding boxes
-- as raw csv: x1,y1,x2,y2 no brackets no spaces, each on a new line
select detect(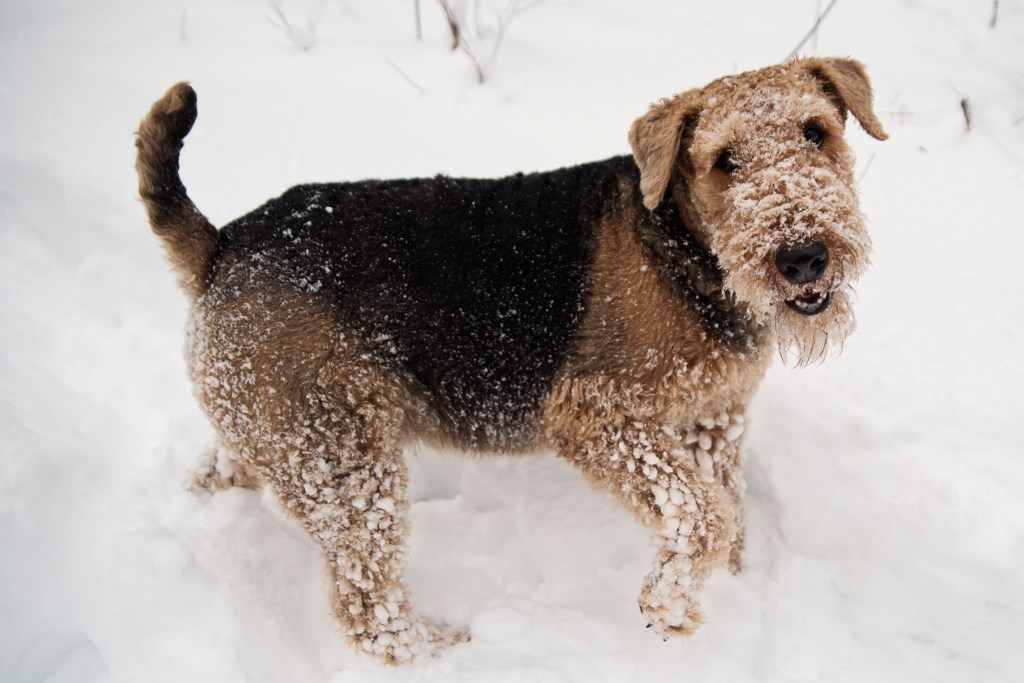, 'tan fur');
185,276,465,662
147,58,885,663
539,58,884,635
634,58,884,364
628,90,704,211
136,82,217,298
802,57,889,141
540,181,771,633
